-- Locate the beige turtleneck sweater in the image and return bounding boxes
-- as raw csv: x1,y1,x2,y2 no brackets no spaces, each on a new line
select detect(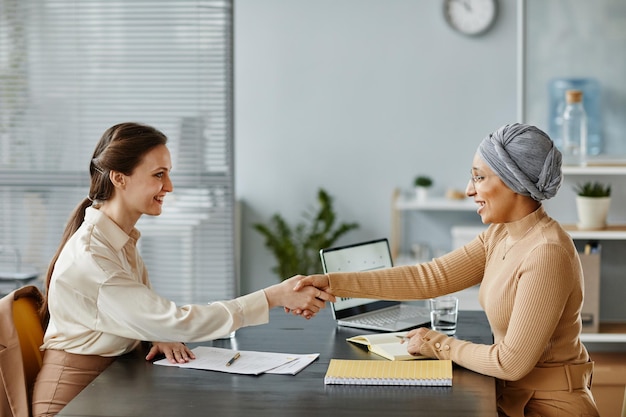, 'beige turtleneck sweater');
327,206,589,381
